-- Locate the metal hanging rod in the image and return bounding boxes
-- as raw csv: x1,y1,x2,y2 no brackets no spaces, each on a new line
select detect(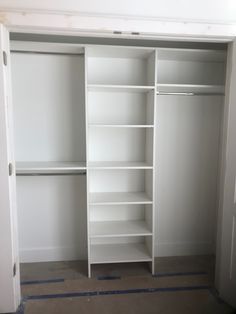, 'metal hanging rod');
16,172,86,176
156,91,225,96
11,50,84,56
157,92,194,96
